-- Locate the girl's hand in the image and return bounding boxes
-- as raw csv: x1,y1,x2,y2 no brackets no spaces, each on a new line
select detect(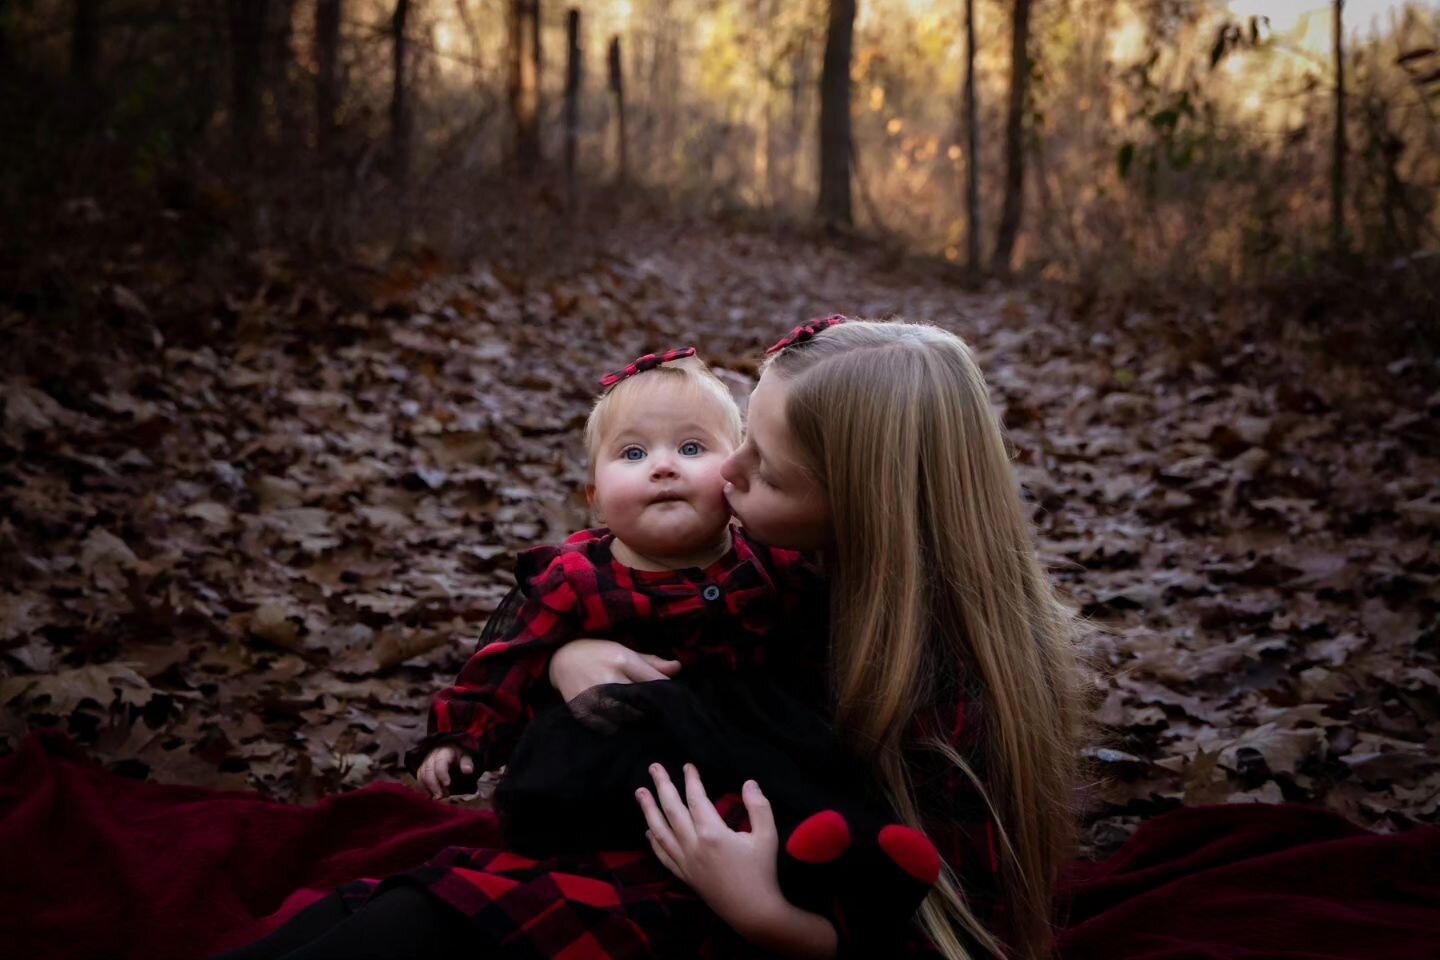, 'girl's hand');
415,744,474,799
637,764,783,932
638,765,836,958
547,638,681,703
